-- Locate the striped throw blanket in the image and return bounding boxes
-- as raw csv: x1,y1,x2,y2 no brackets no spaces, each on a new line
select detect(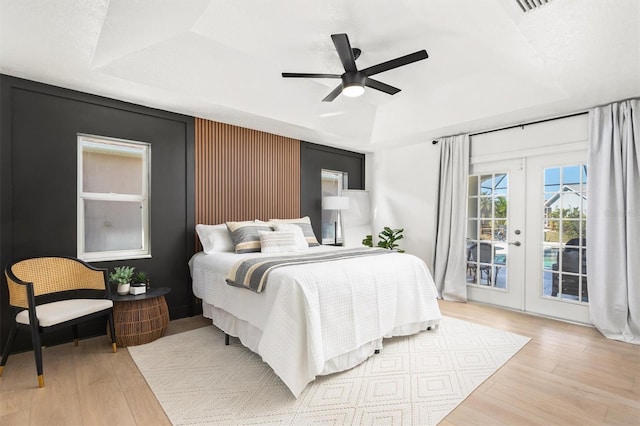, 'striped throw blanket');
226,248,391,293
